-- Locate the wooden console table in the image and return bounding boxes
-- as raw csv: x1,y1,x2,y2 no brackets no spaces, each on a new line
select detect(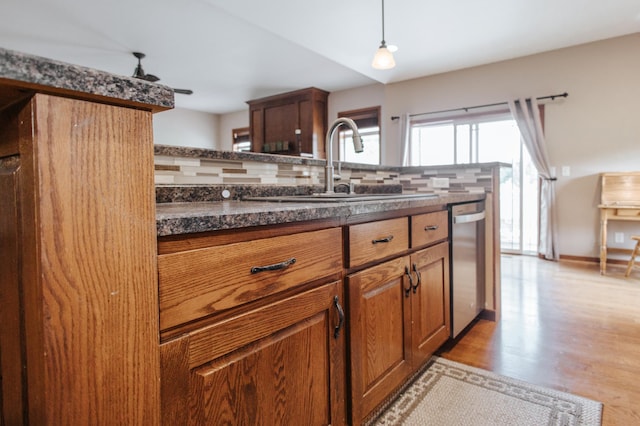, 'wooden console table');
598,172,640,274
